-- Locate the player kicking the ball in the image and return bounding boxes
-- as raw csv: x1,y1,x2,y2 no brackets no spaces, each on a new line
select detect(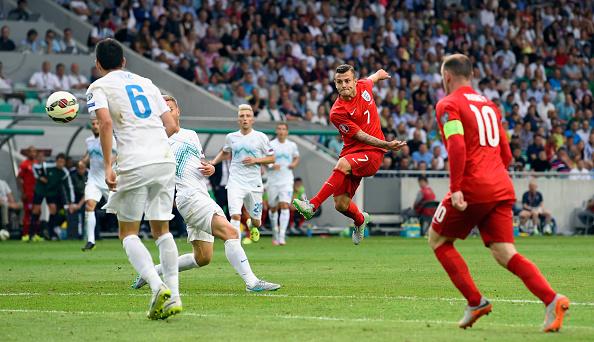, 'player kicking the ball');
268,123,300,246
210,104,275,244
429,54,569,332
80,118,116,251
87,38,181,320
293,64,405,244
131,96,280,292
